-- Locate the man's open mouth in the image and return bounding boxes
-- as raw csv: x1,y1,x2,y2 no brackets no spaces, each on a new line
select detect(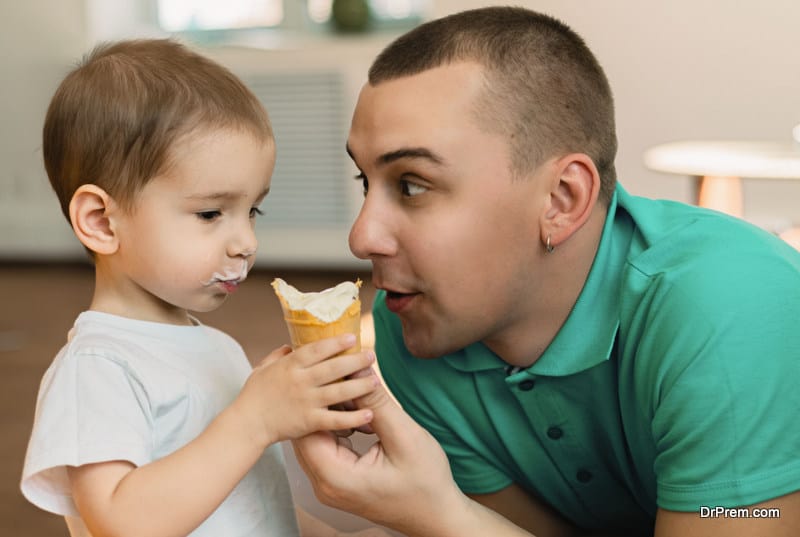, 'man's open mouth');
384,290,418,313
